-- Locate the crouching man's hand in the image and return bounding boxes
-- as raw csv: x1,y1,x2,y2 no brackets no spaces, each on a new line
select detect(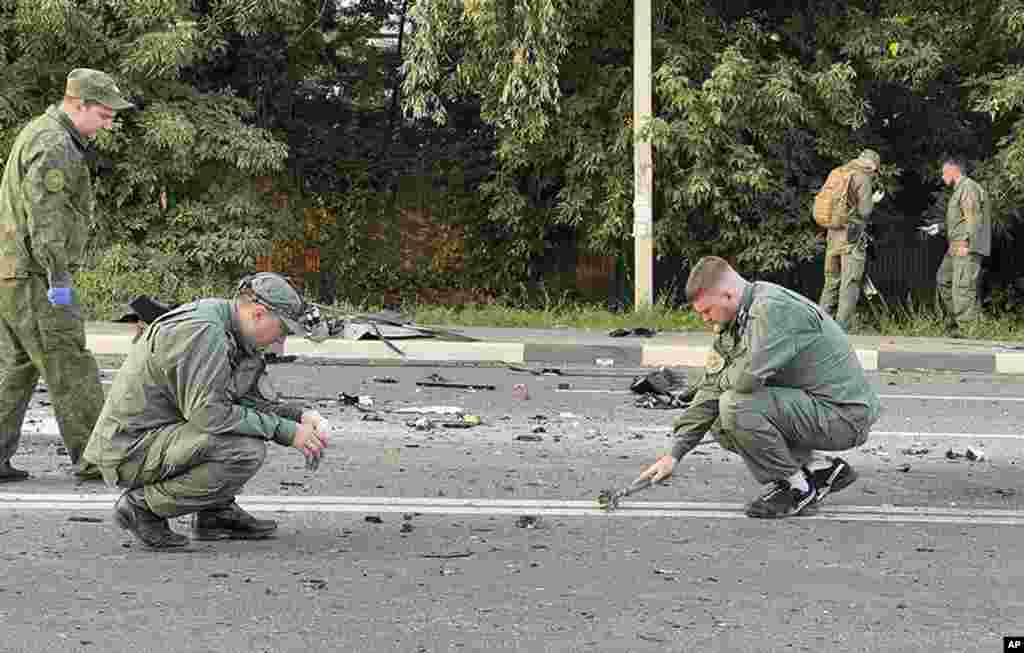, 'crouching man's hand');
294,412,330,470
638,454,677,484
